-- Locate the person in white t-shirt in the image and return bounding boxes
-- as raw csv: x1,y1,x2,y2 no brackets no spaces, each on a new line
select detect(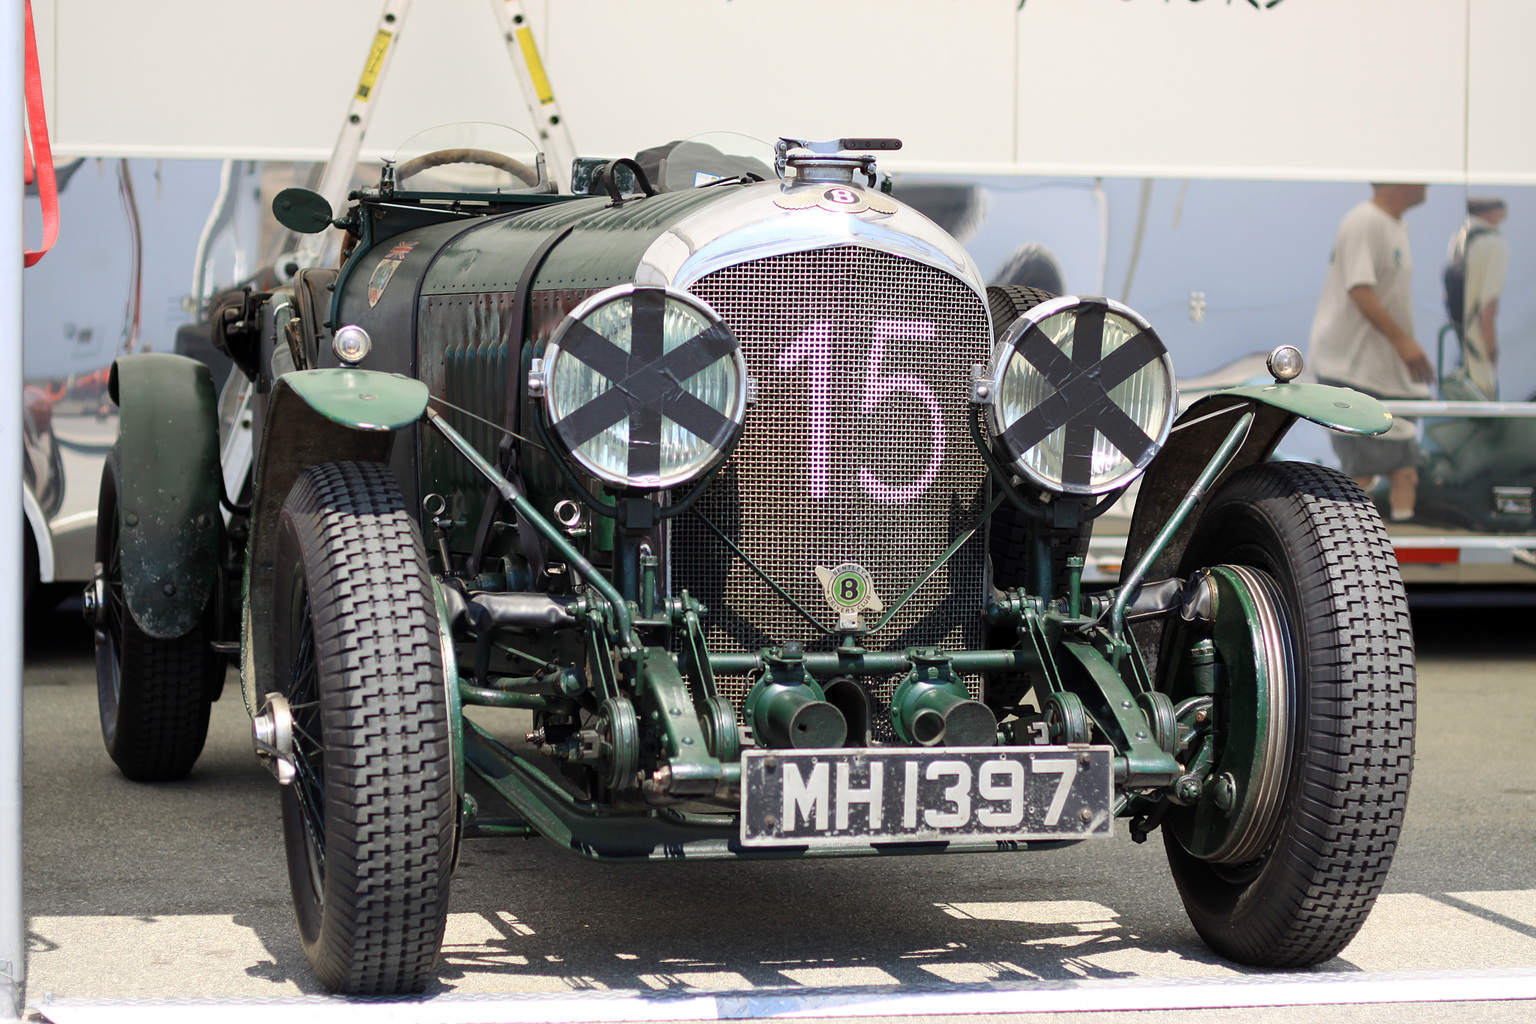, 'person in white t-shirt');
1447,196,1509,398
1308,183,1431,521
